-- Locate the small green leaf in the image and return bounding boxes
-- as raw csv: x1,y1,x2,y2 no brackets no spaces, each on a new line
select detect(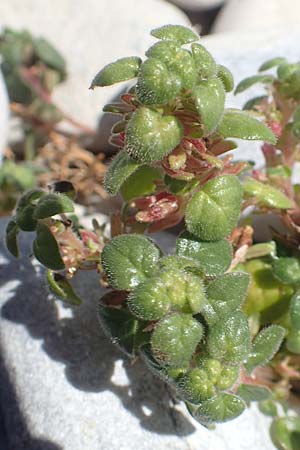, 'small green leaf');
101,234,160,290
246,241,277,260
139,344,170,382
125,107,183,163
203,272,250,326
259,399,278,417
236,384,271,402
46,270,81,305
217,65,234,92
98,302,148,357
151,25,199,45
192,393,245,424
277,63,300,81
193,78,225,133
270,417,300,450
289,292,300,331
272,257,300,285
191,43,217,79
207,311,251,364
104,150,140,196
185,175,243,241
293,106,300,138
235,75,274,94
176,231,232,277
33,223,65,271
16,189,45,231
33,193,74,219
145,40,180,60
244,325,285,373
34,37,66,73
286,330,300,354
151,313,203,367
90,56,142,88
128,268,205,320
243,177,294,209
120,166,161,201
259,57,287,72
5,218,19,258
243,95,268,111
217,109,276,144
